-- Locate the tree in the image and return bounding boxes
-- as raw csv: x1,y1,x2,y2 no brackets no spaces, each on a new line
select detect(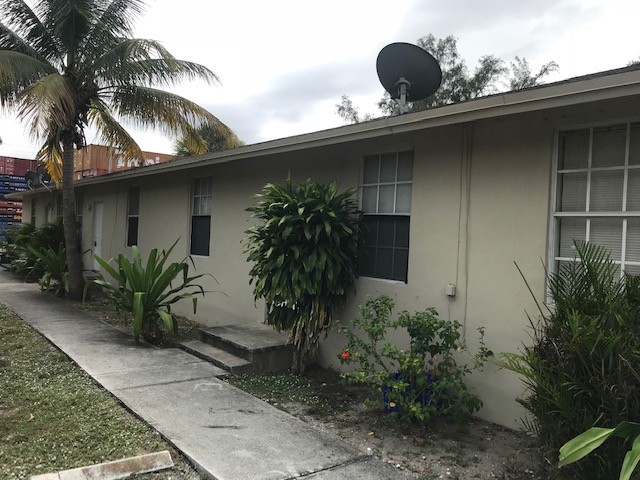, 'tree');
0,0,231,299
174,123,244,157
337,34,558,122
